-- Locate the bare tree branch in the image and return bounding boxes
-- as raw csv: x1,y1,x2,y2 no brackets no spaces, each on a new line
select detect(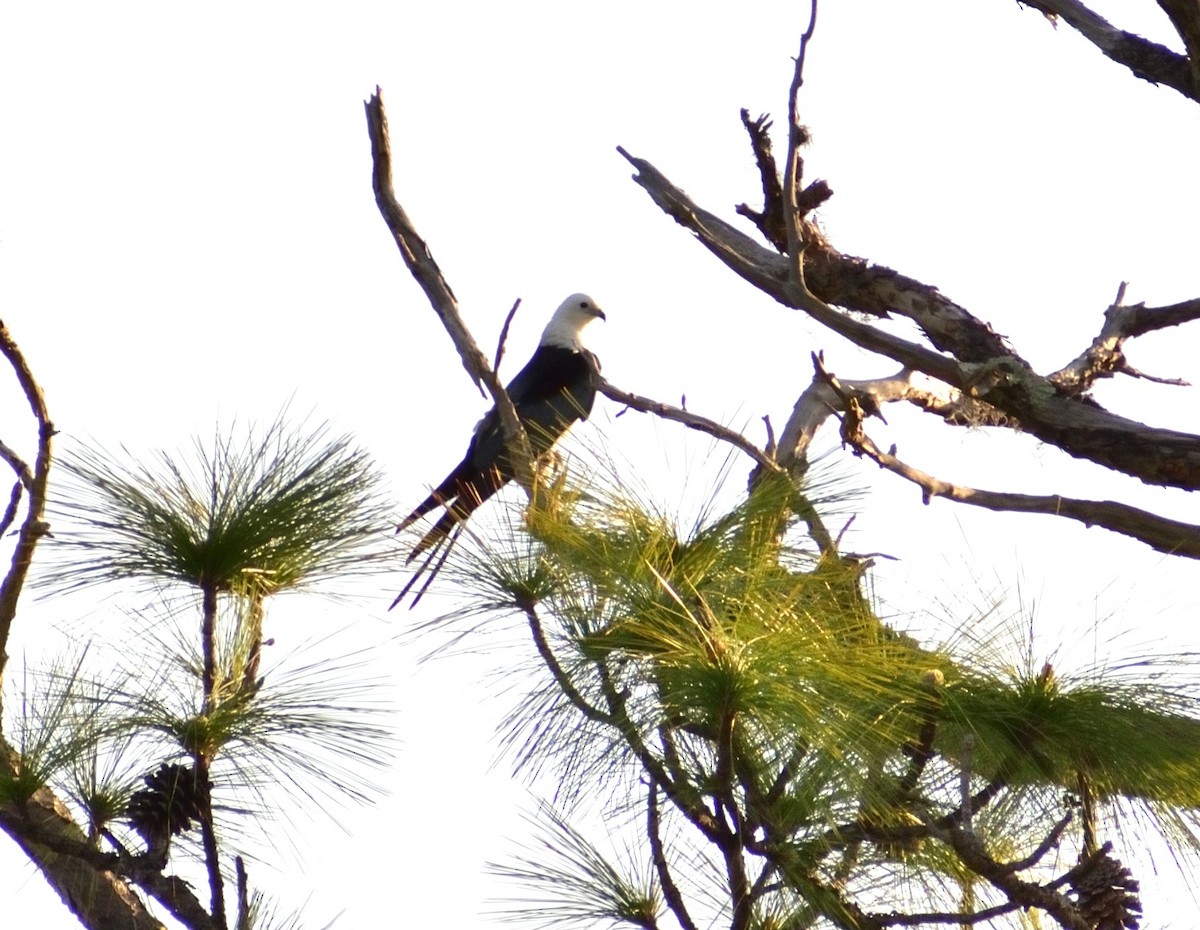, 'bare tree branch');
1016,0,1199,102
364,89,533,476
781,0,820,268
1050,288,1200,393
596,374,840,553
619,145,1200,490
1124,295,1200,336
838,395,1200,558
597,377,780,476
777,366,981,472
877,900,1022,926
0,322,53,699
618,146,970,386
